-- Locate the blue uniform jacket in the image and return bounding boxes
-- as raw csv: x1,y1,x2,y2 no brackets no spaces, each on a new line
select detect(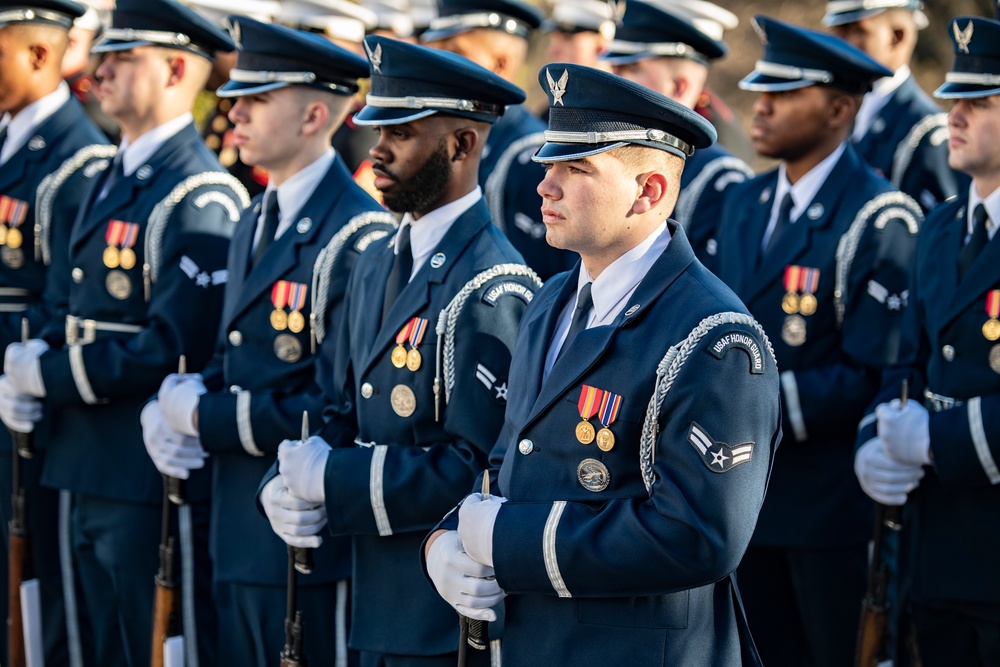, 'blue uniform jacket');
315,197,539,655
37,123,249,504
674,142,753,275
0,97,112,456
198,156,396,586
853,74,967,213
449,222,780,667
857,194,1000,607
716,145,922,548
483,106,576,280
